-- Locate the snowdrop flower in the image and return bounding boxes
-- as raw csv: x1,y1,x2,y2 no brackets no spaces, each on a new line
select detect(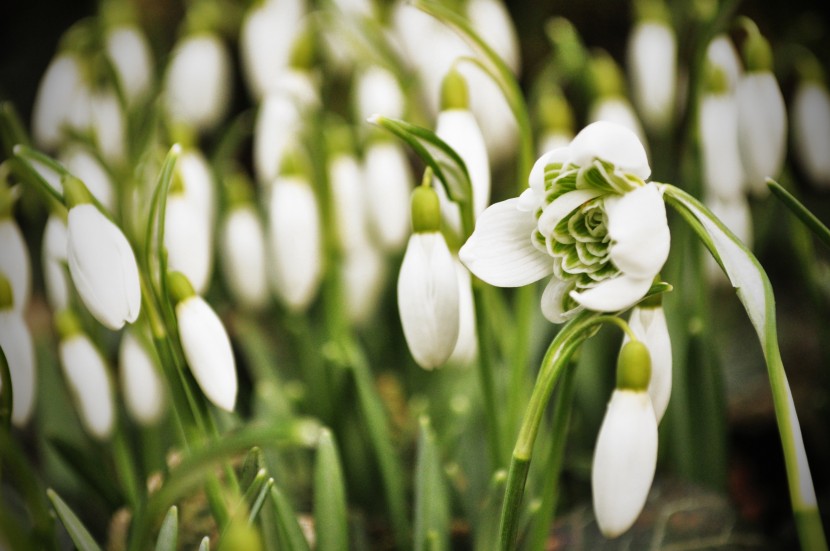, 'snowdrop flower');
64,176,141,330
170,272,237,412
59,146,116,213
342,243,387,327
42,213,70,311
267,172,323,312
0,212,31,314
119,328,166,425
699,64,744,201
791,70,830,189
105,24,154,105
398,185,459,369
240,0,306,100
0,275,36,426
56,311,115,439
31,52,85,150
461,121,670,322
626,0,676,131
448,259,478,366
592,340,657,537
178,148,217,227
622,303,671,422
90,89,126,165
588,52,648,150
164,184,213,295
354,66,405,122
364,139,413,252
163,32,231,132
434,68,491,235
706,34,742,92
220,202,269,310
736,32,786,196
328,142,371,253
